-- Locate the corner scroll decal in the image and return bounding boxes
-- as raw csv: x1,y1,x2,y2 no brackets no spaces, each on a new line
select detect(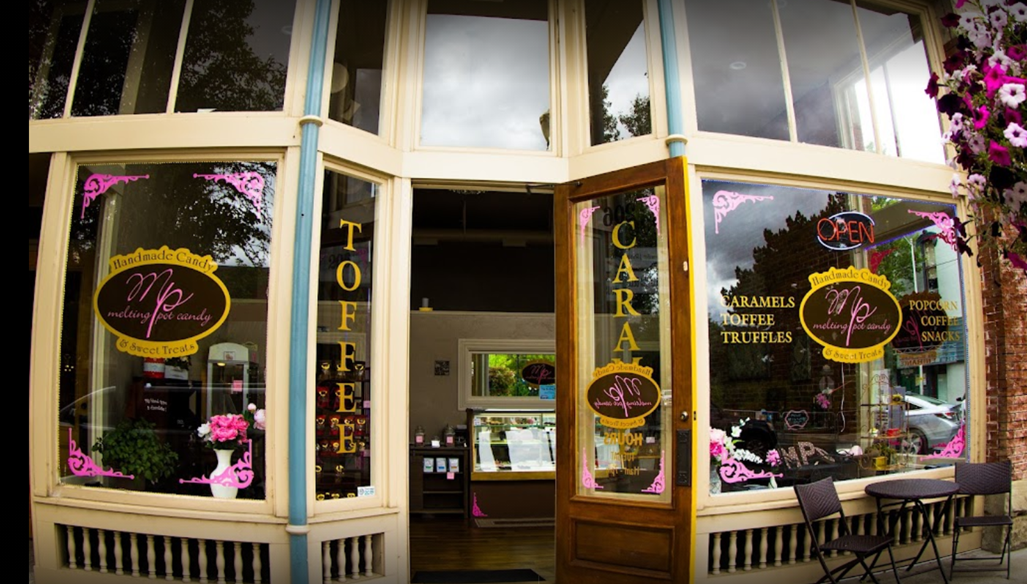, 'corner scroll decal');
924,424,965,459
637,195,661,236
66,428,134,479
641,450,665,494
718,457,782,484
907,209,960,253
579,206,601,245
581,447,604,490
471,492,488,517
178,441,254,489
82,174,149,218
194,171,265,216
712,190,773,234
